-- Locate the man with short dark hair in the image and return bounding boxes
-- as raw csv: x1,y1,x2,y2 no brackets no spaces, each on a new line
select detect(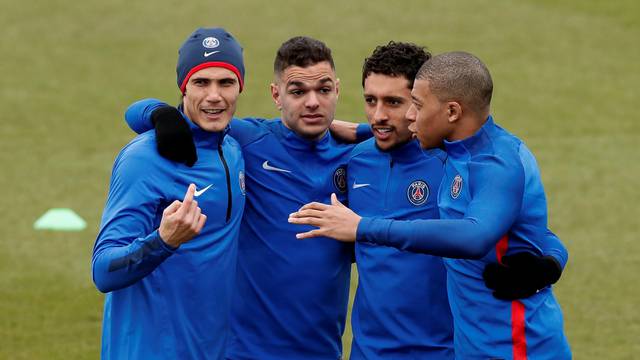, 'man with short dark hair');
290,51,571,359
347,41,454,359
93,27,246,359
125,36,361,360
